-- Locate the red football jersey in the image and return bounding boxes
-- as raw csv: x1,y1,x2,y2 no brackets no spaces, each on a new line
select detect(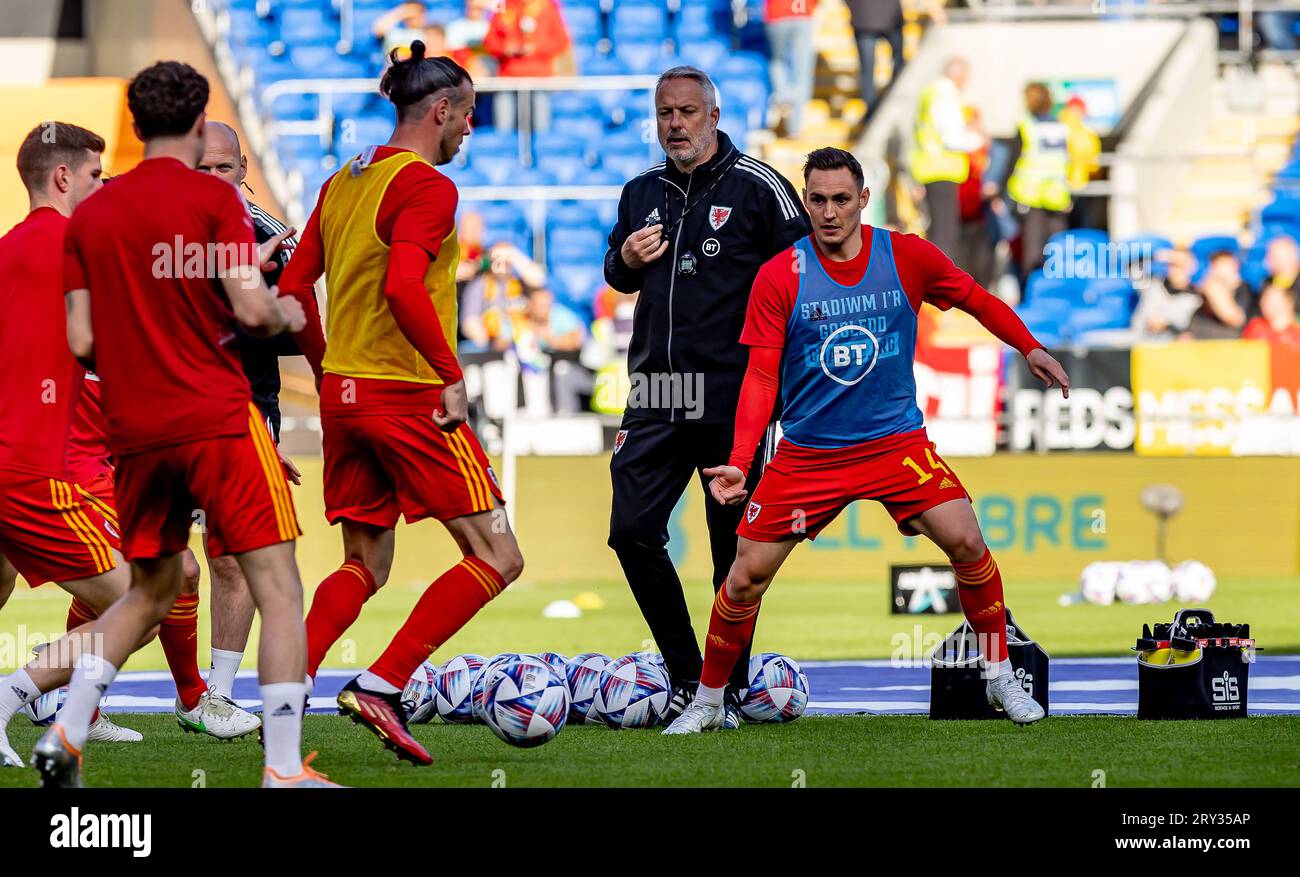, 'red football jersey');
66,373,113,484
62,157,259,455
0,207,82,478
